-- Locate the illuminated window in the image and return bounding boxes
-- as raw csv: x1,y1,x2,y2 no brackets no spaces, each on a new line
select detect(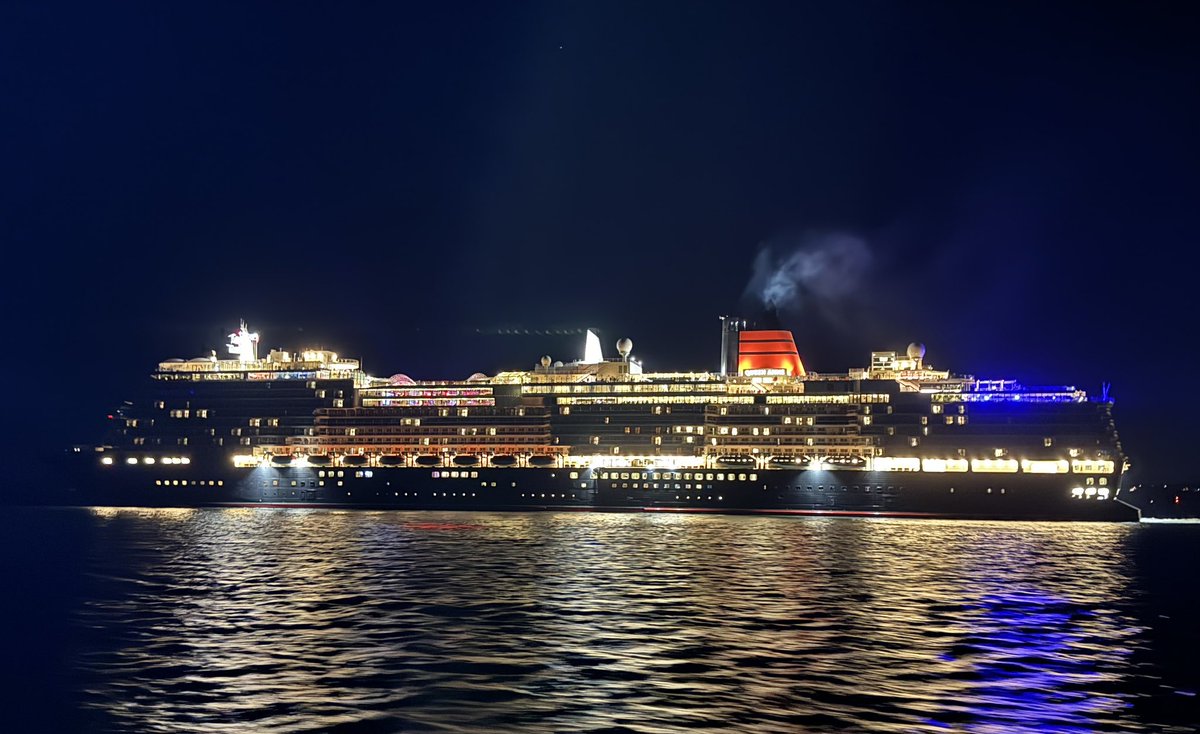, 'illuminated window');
1044,437,1053,447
